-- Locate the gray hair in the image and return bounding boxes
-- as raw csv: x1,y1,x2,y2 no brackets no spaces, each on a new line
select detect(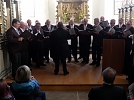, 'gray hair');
15,65,31,82
110,19,116,24
128,83,134,94
102,67,116,83
94,18,99,22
